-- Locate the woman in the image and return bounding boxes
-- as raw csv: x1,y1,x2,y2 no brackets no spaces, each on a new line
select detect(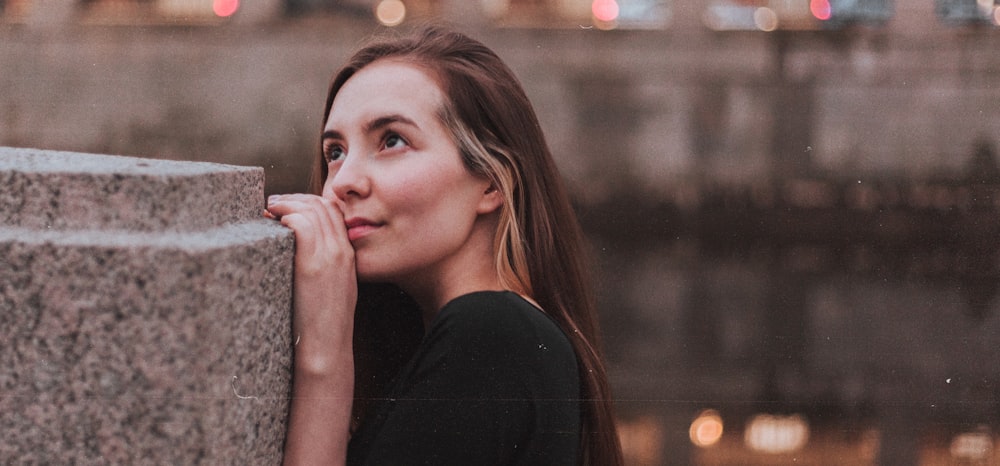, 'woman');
266,26,622,465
